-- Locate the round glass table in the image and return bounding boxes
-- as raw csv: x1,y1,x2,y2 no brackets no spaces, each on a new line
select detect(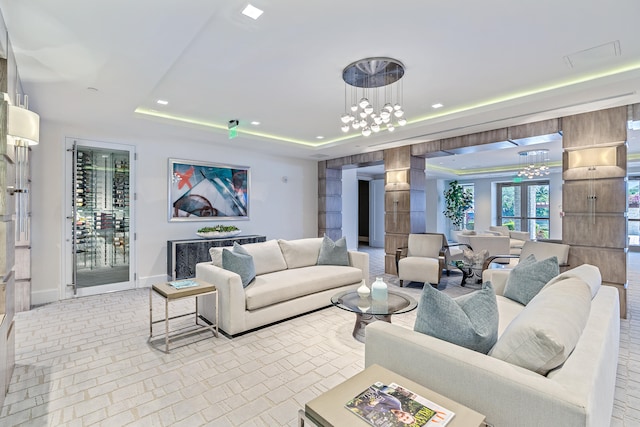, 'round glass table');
331,290,418,342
